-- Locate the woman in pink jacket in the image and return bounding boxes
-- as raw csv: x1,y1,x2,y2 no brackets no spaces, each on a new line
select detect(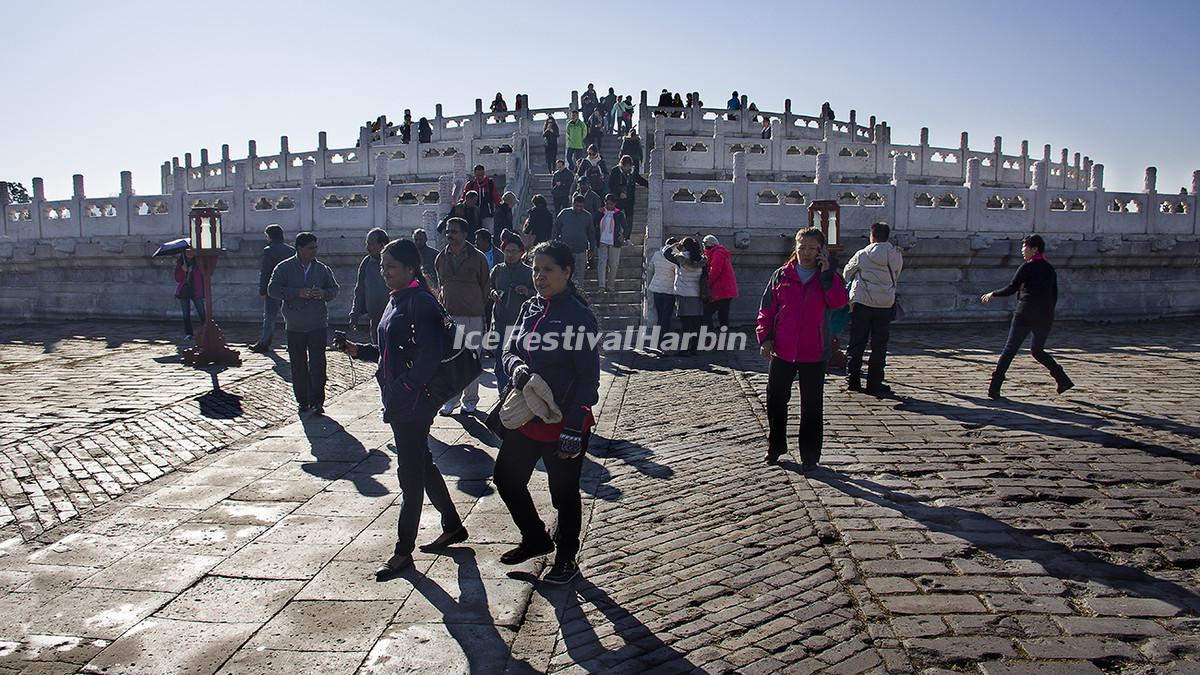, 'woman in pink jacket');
756,227,849,470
